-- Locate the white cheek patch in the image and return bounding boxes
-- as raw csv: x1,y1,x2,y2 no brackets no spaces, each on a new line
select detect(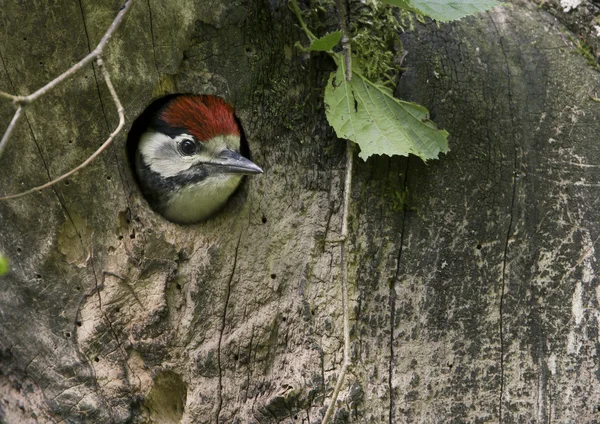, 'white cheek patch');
138,132,198,178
